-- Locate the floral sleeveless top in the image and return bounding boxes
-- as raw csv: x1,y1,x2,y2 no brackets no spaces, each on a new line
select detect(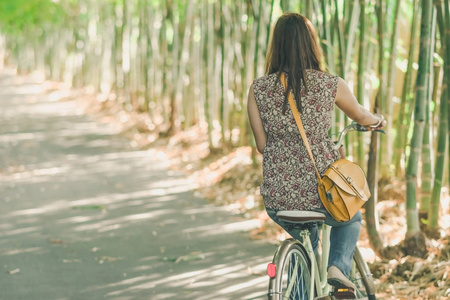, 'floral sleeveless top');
253,69,340,211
